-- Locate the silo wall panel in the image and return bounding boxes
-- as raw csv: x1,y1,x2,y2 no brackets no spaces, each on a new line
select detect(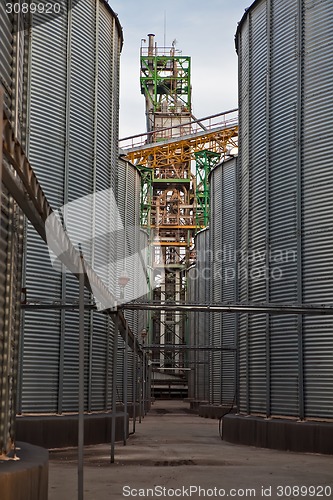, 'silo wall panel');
0,6,27,454
21,0,122,416
209,158,237,406
236,0,333,420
